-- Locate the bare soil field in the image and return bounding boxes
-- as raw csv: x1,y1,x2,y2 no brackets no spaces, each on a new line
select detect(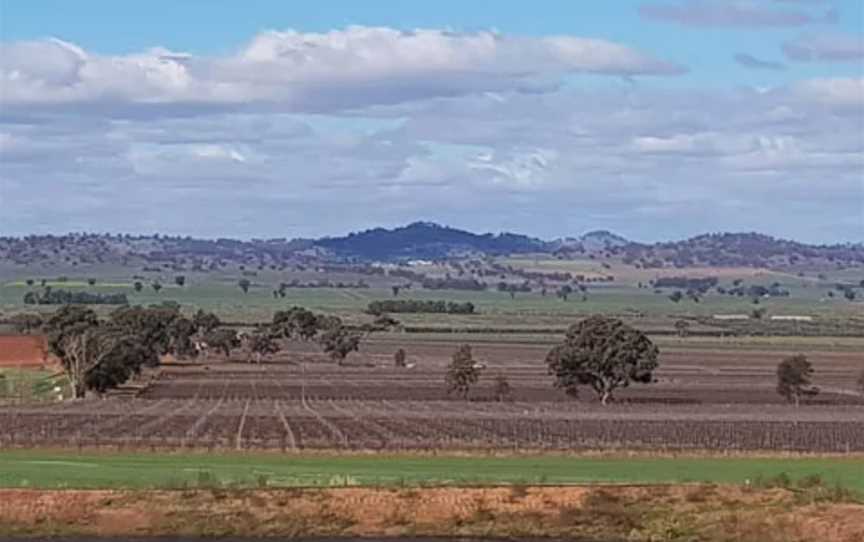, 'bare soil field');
1,335,862,452
1,485,862,541
0,335,52,368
